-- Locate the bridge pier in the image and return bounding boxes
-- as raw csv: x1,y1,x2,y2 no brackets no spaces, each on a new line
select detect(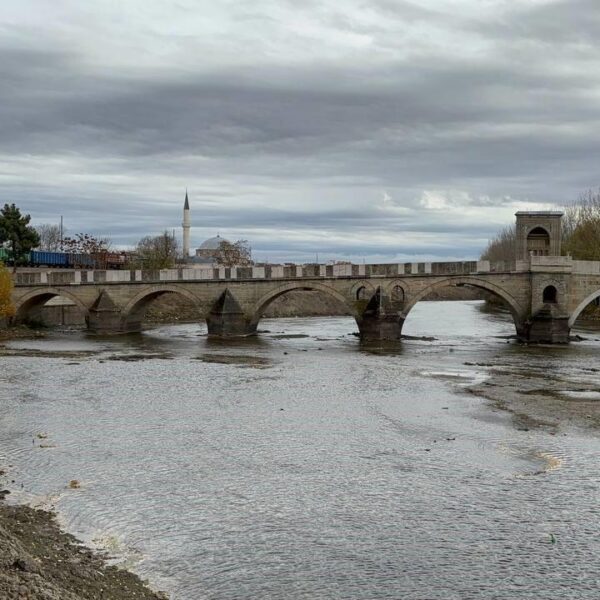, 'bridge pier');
206,289,257,337
356,287,404,343
357,313,404,342
522,304,570,344
87,290,132,334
